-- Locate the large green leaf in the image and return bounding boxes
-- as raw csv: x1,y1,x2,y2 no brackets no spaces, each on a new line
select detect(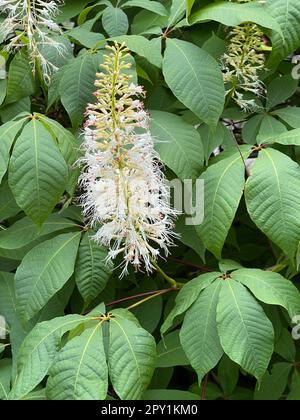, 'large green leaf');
15,232,81,321
267,0,300,65
189,1,282,32
9,119,68,225
0,271,17,326
150,110,203,179
122,0,168,16
180,281,223,383
245,148,300,260
167,0,186,27
195,151,247,259
266,75,298,111
108,311,156,400
256,115,287,144
59,52,104,128
36,114,78,165
112,35,162,67
163,39,225,126
161,272,219,334
0,213,79,250
254,362,292,400
46,323,108,400
264,128,300,146
156,330,189,368
217,280,274,382
0,181,20,222
8,315,87,400
75,232,113,305
102,6,129,37
0,360,11,400
186,0,195,17
0,117,27,183
5,51,35,104
232,269,300,318
272,107,300,129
